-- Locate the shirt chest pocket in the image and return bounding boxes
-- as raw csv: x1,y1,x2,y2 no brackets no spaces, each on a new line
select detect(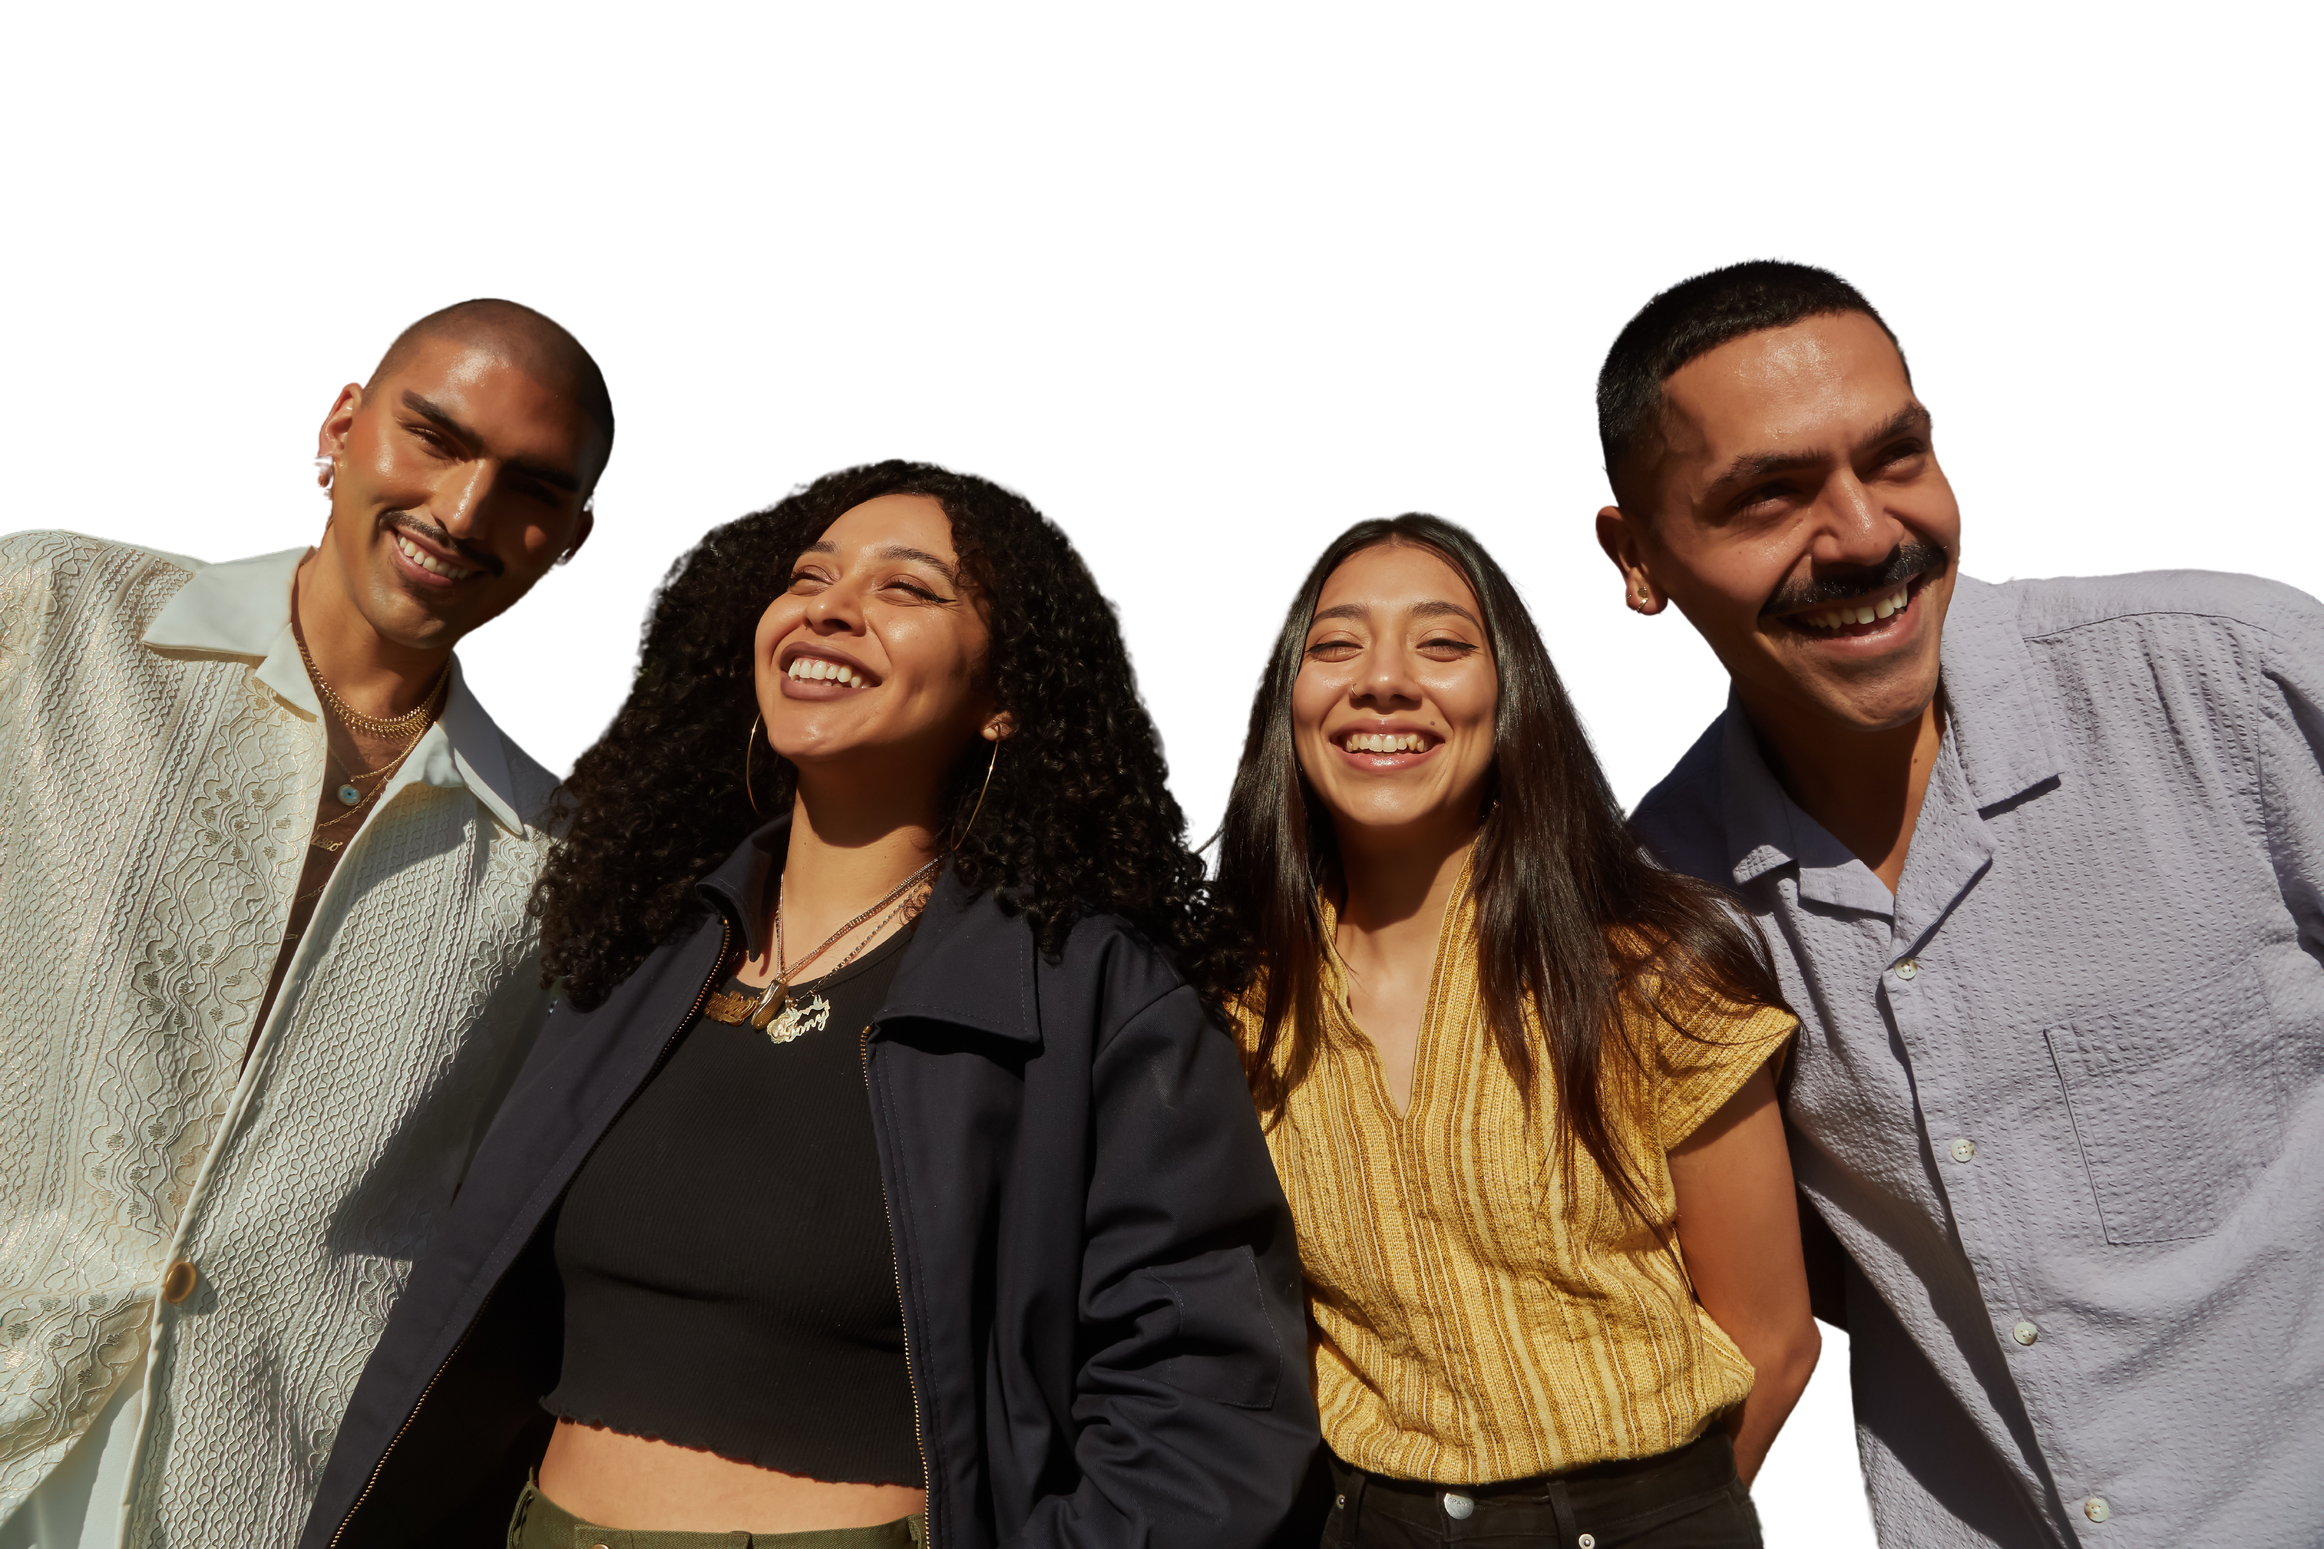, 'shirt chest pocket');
2044,957,2285,1245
